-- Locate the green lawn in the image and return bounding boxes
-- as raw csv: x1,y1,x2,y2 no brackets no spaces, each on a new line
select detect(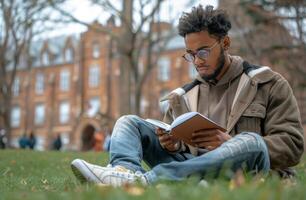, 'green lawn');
0,150,306,200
